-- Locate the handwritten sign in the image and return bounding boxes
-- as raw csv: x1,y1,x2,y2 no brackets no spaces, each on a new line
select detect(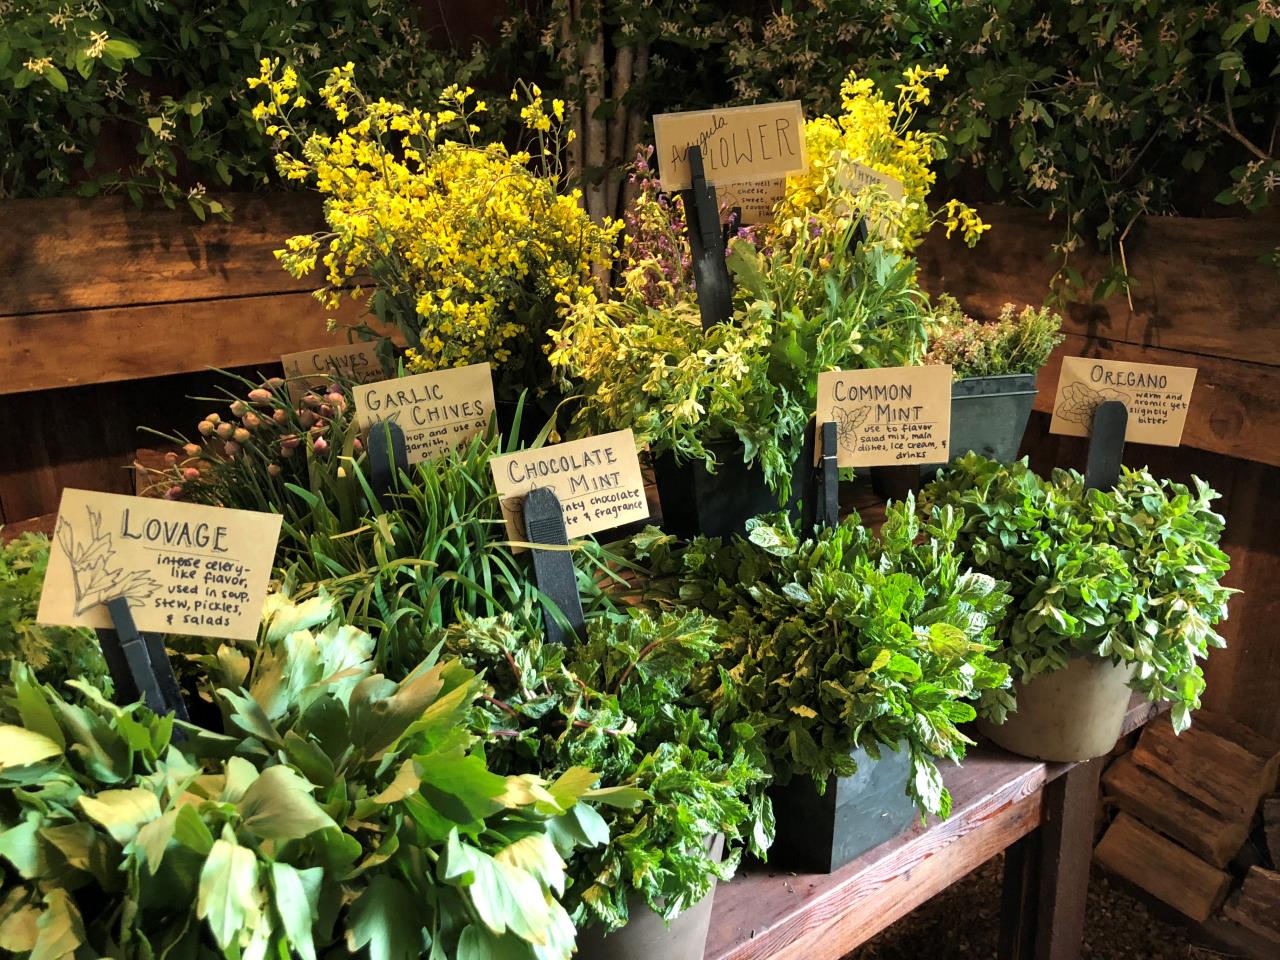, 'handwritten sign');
354,363,495,465
1049,357,1196,446
836,160,905,202
281,340,387,402
37,489,281,641
719,178,787,225
816,365,953,467
654,101,807,191
490,430,648,546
